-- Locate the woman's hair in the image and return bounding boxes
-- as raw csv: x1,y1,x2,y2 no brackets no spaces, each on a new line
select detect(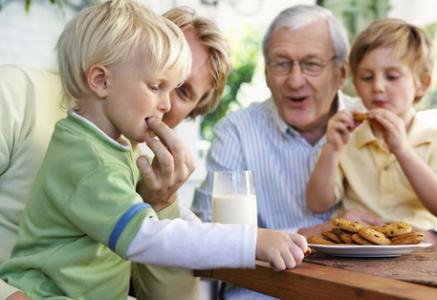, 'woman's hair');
349,18,434,84
57,0,191,109
262,5,349,67
164,6,231,118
